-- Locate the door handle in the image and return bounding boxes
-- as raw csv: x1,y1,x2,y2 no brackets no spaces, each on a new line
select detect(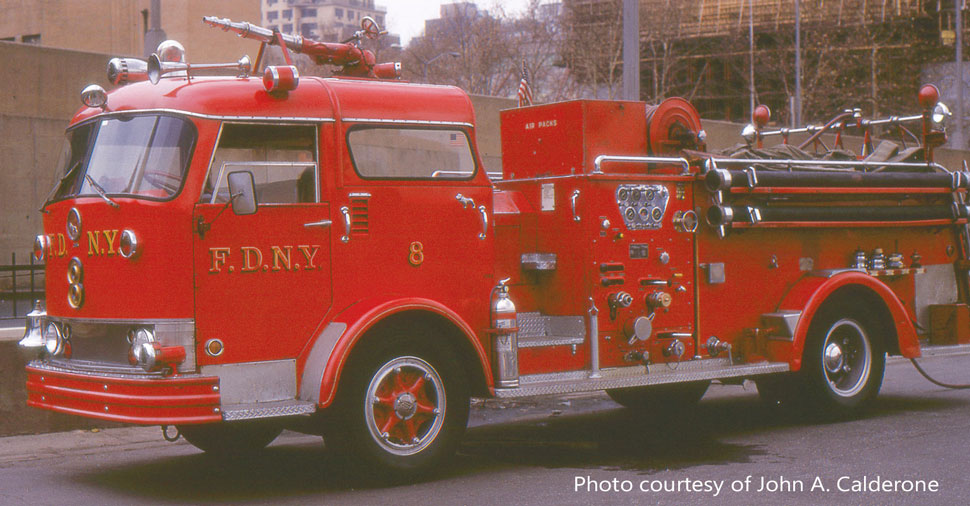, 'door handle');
571,189,581,222
477,205,488,240
303,219,332,228
340,206,351,243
